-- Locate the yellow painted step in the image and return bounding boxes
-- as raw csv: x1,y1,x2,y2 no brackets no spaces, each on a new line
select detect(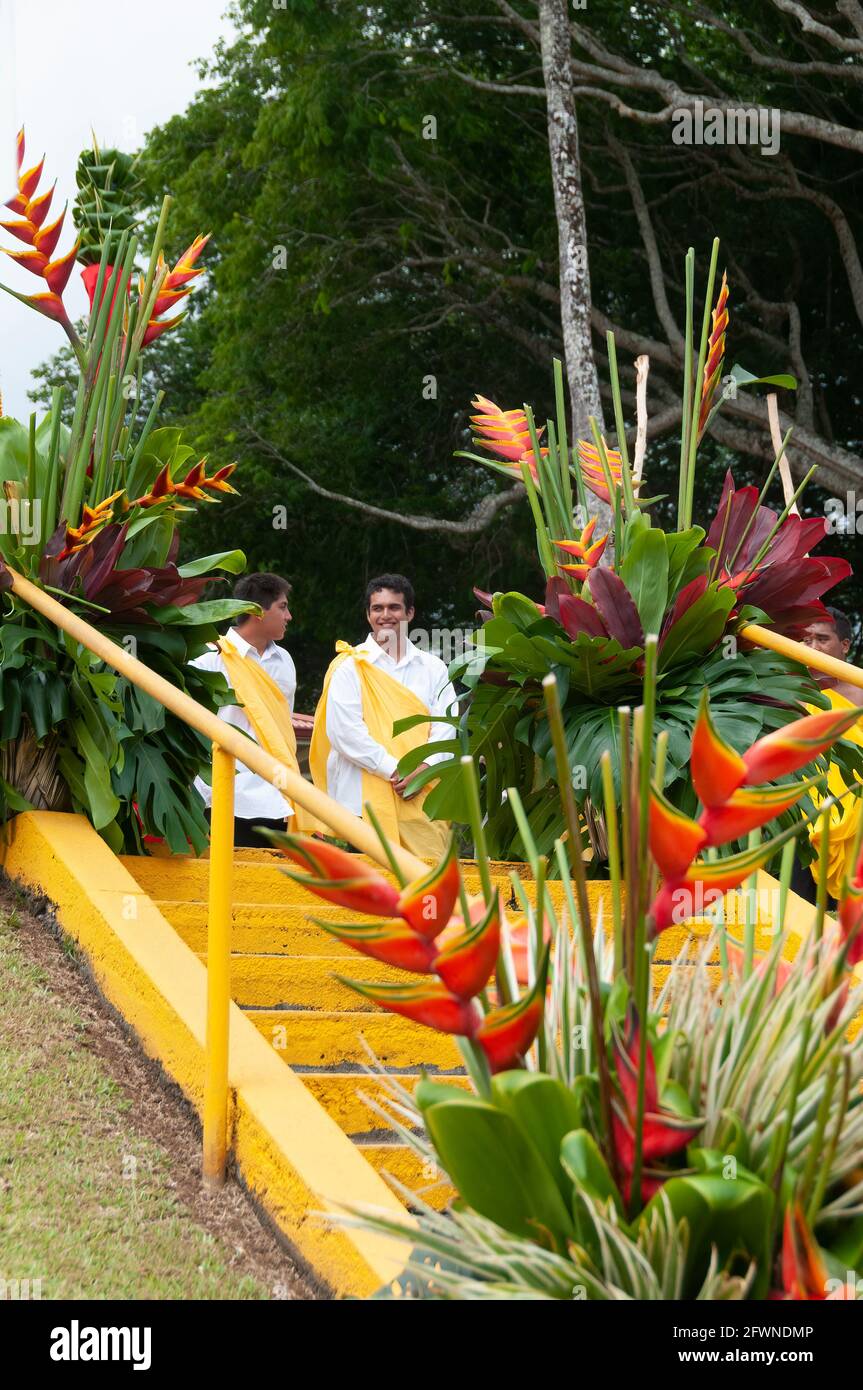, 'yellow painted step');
160,900,374,955
249,1009,462,1068
357,1142,455,1210
199,952,418,1010
301,1070,470,1136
